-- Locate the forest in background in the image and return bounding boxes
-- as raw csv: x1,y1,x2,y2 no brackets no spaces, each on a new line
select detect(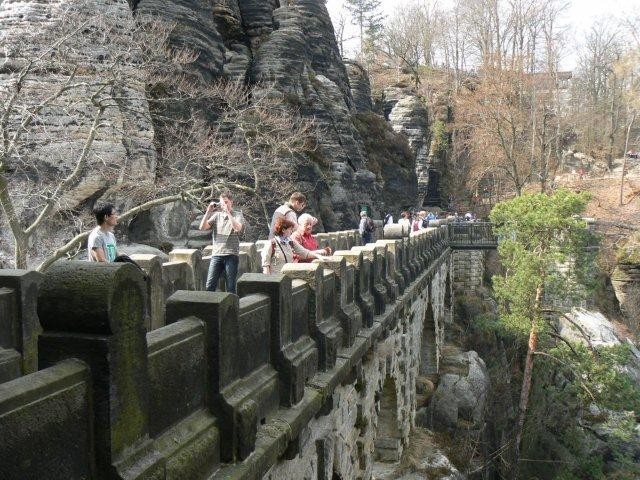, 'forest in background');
334,0,640,209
